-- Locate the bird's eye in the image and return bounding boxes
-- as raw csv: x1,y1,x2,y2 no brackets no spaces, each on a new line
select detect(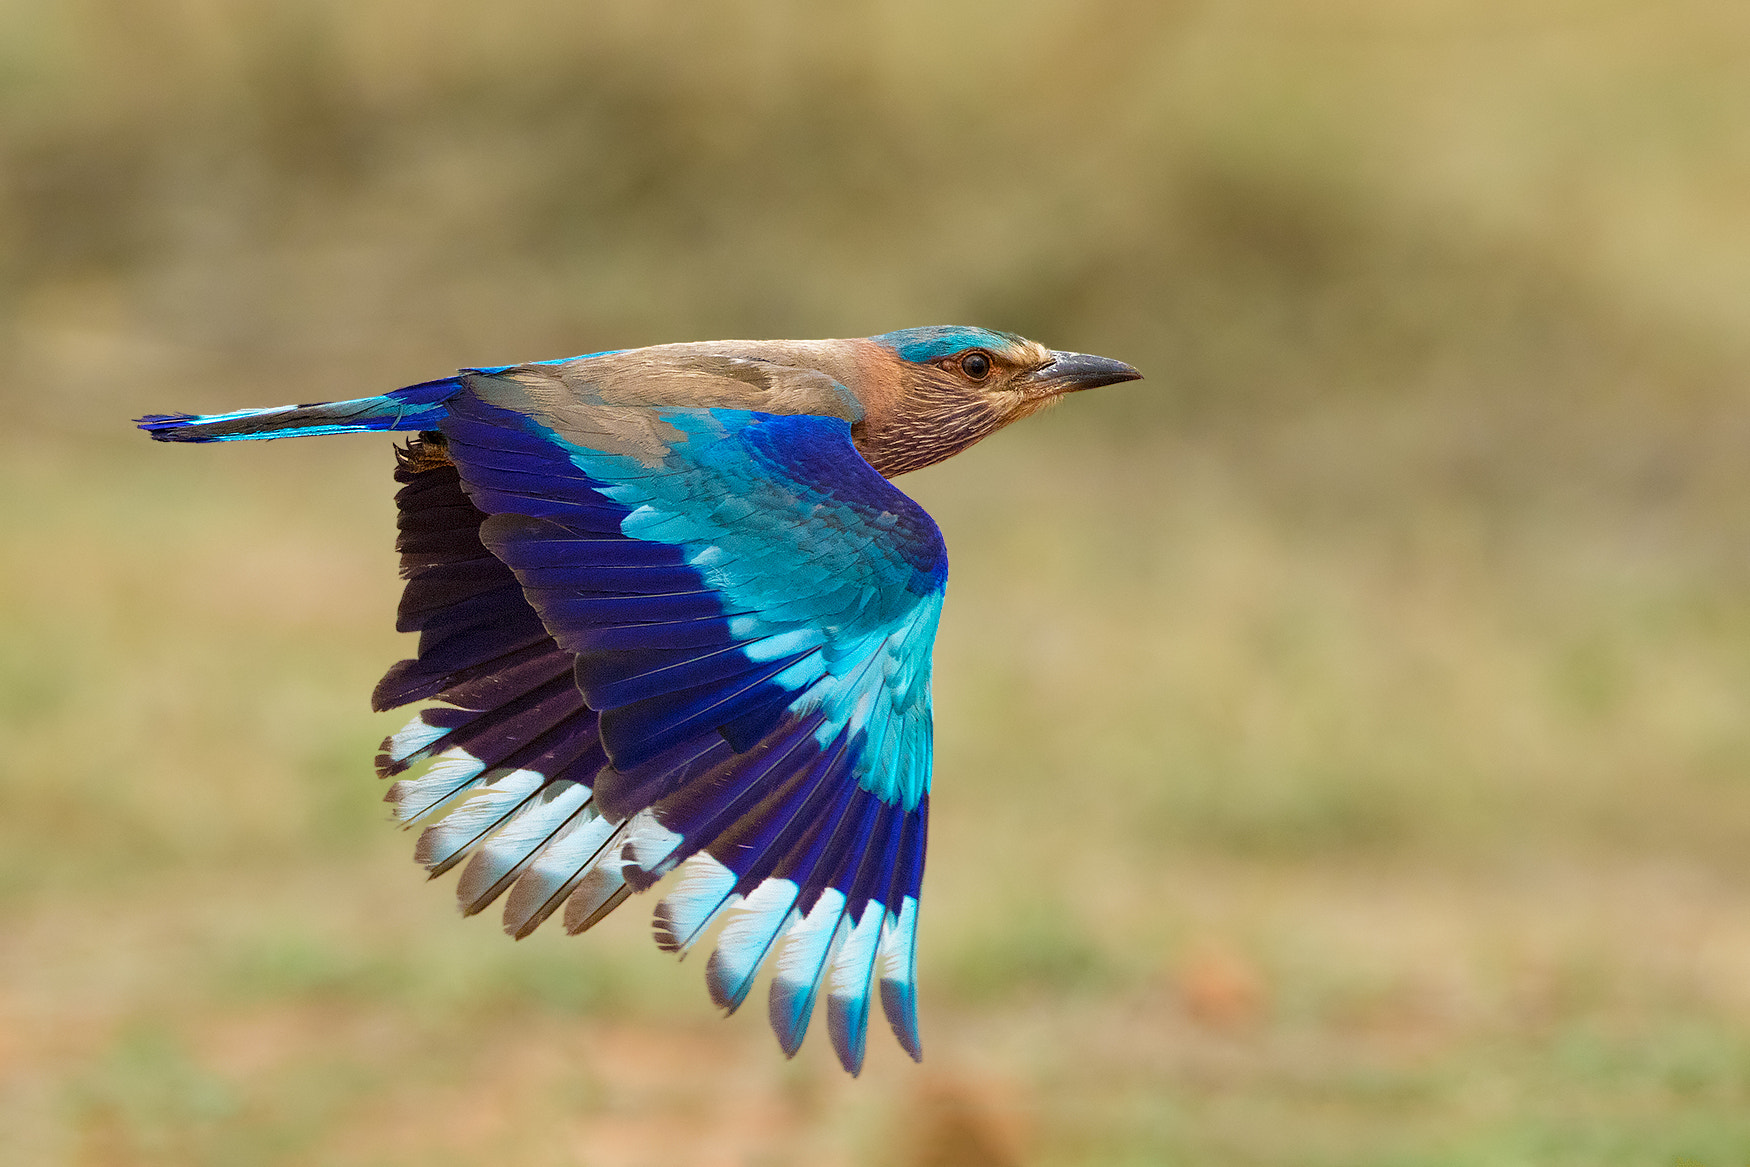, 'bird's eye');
960,351,992,381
